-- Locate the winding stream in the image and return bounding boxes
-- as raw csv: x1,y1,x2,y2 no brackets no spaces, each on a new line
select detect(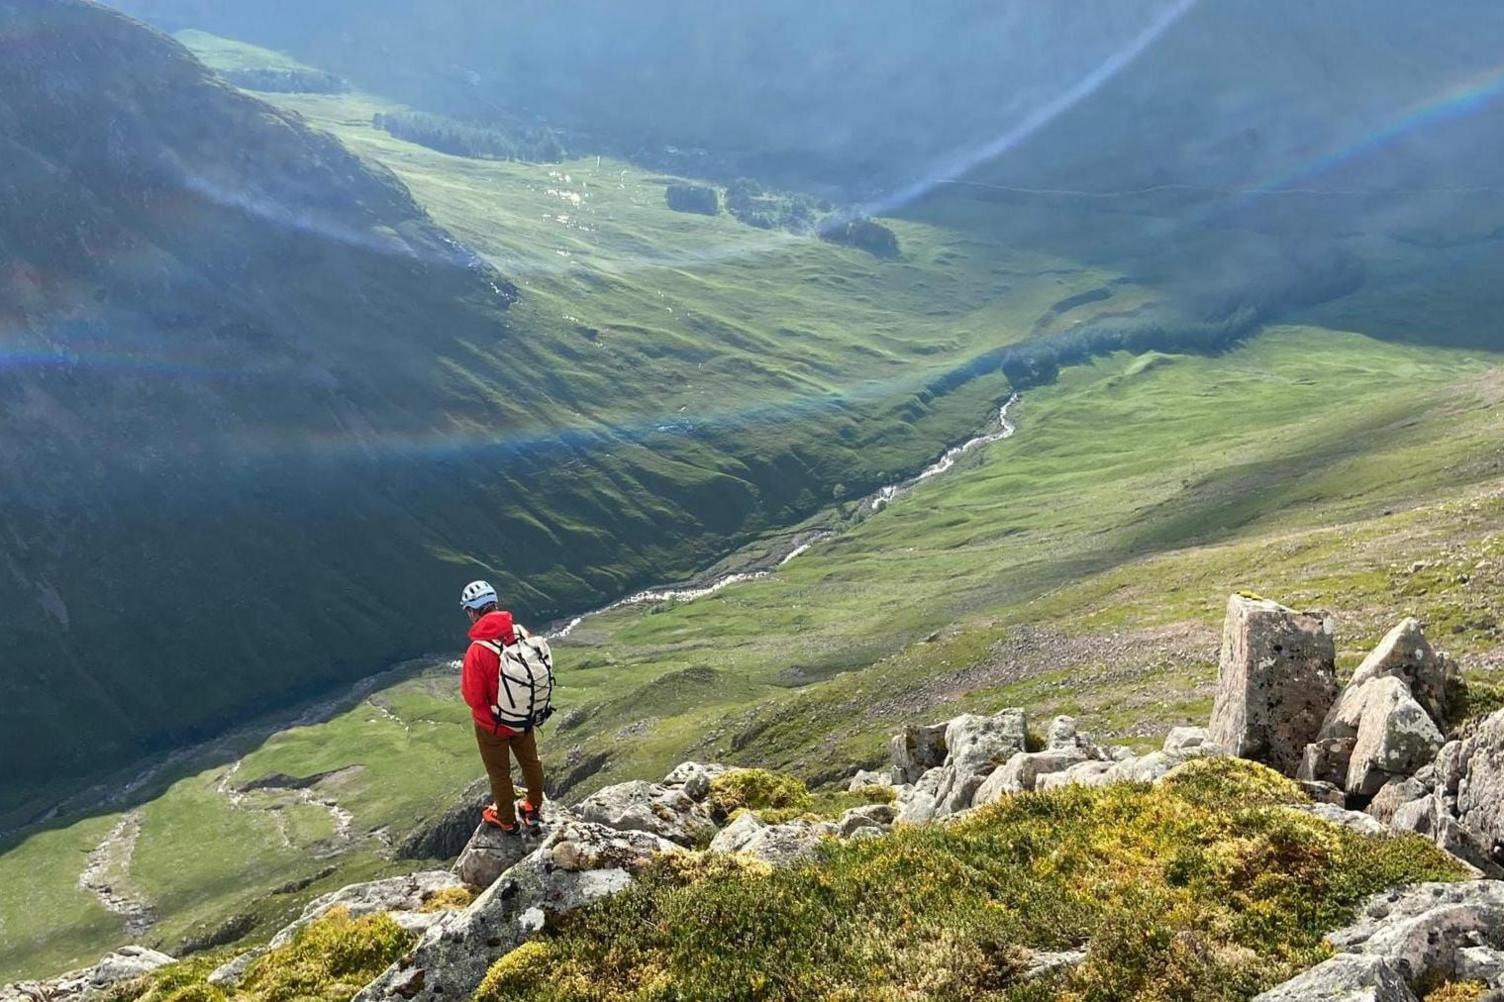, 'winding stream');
8,395,1019,837
548,393,1018,638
